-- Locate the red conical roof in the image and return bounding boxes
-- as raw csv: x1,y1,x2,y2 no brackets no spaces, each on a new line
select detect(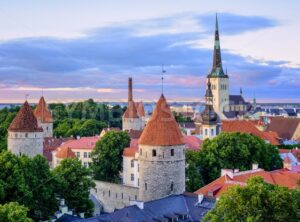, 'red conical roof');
136,101,146,117
123,100,139,119
8,101,43,132
55,146,76,159
139,94,183,146
34,96,53,123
